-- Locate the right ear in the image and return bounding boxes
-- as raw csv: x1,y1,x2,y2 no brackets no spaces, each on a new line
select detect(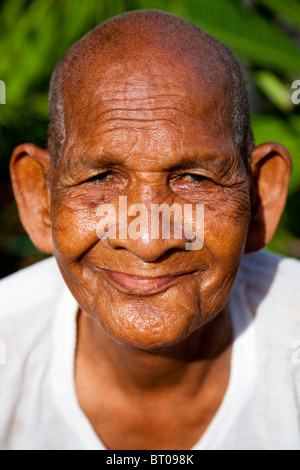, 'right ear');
10,143,54,254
